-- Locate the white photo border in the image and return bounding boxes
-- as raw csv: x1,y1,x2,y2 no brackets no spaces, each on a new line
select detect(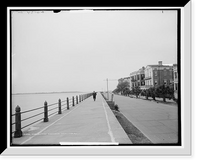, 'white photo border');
3,2,191,156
